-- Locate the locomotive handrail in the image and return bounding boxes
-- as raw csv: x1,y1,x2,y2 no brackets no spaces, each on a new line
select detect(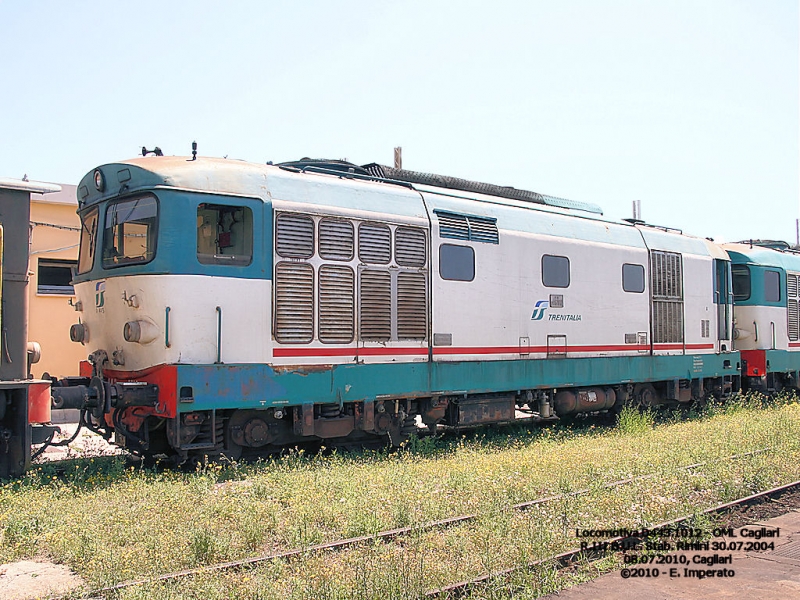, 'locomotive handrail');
164,307,171,348
215,306,223,364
